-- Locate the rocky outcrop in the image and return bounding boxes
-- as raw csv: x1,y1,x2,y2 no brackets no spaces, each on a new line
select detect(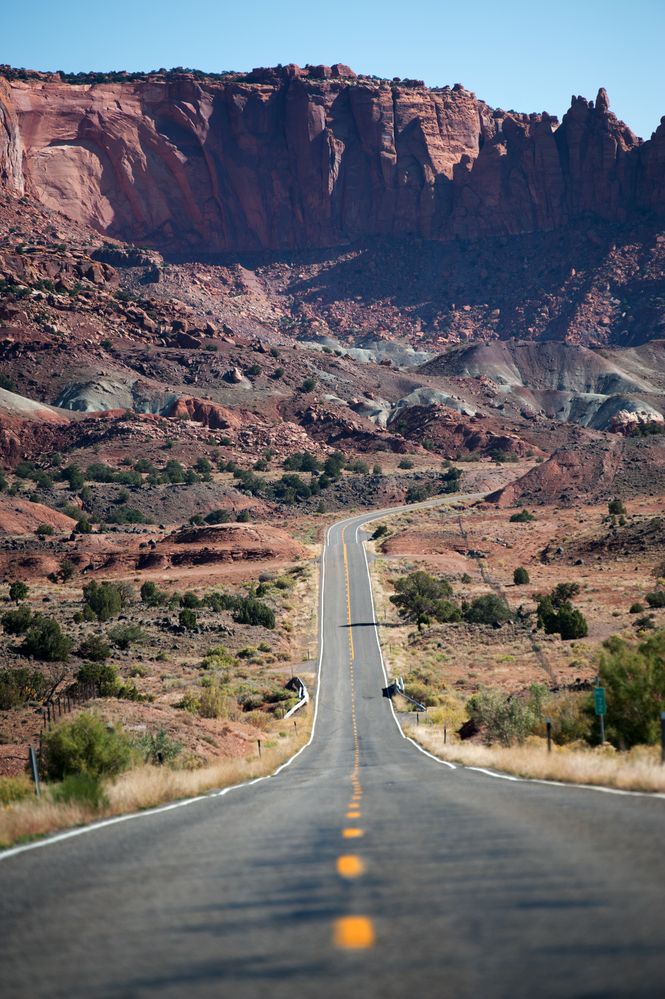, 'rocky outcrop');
1,68,662,252
0,78,23,194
